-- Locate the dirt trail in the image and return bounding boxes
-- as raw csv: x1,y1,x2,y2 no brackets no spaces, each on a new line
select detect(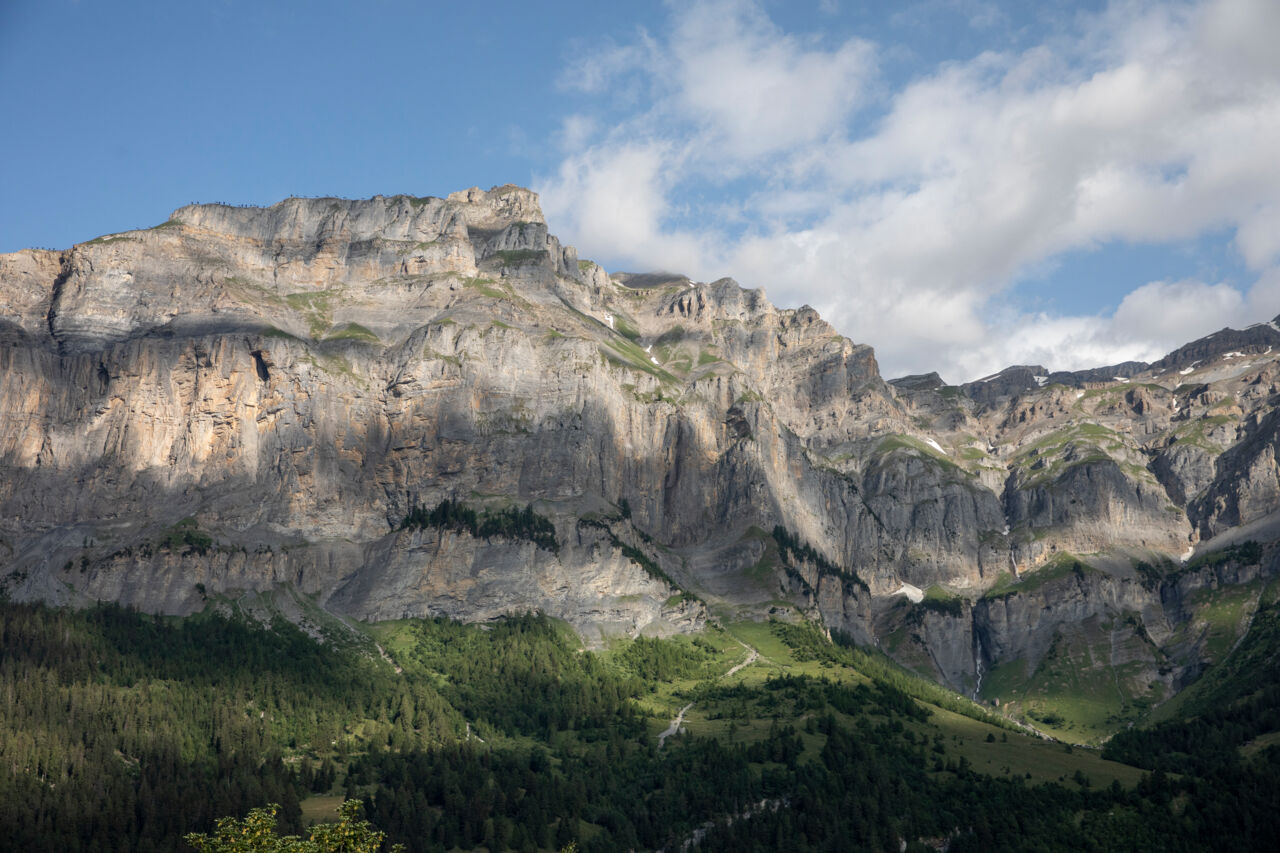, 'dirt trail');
658,641,759,749
726,647,759,677
658,703,694,747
